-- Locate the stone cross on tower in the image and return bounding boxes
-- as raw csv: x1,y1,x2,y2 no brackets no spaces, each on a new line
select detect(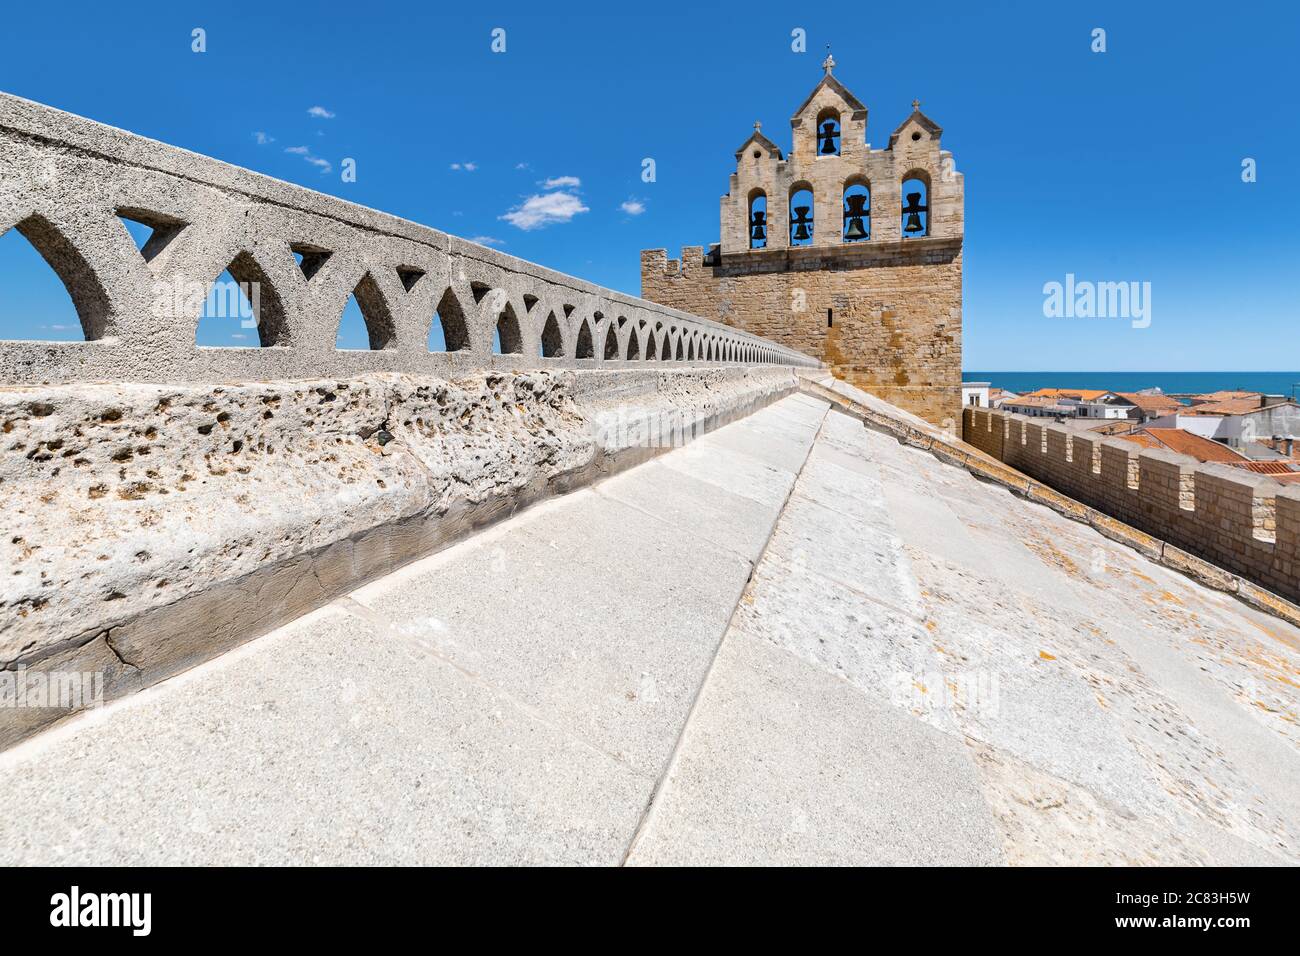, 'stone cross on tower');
822,47,835,75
